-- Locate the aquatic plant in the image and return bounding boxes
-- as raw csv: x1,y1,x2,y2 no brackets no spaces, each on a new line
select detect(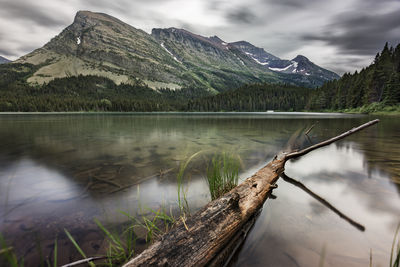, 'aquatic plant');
391,223,400,267
0,233,21,267
94,218,135,266
120,205,175,244
64,229,96,267
46,238,57,267
176,151,203,214
206,152,241,200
